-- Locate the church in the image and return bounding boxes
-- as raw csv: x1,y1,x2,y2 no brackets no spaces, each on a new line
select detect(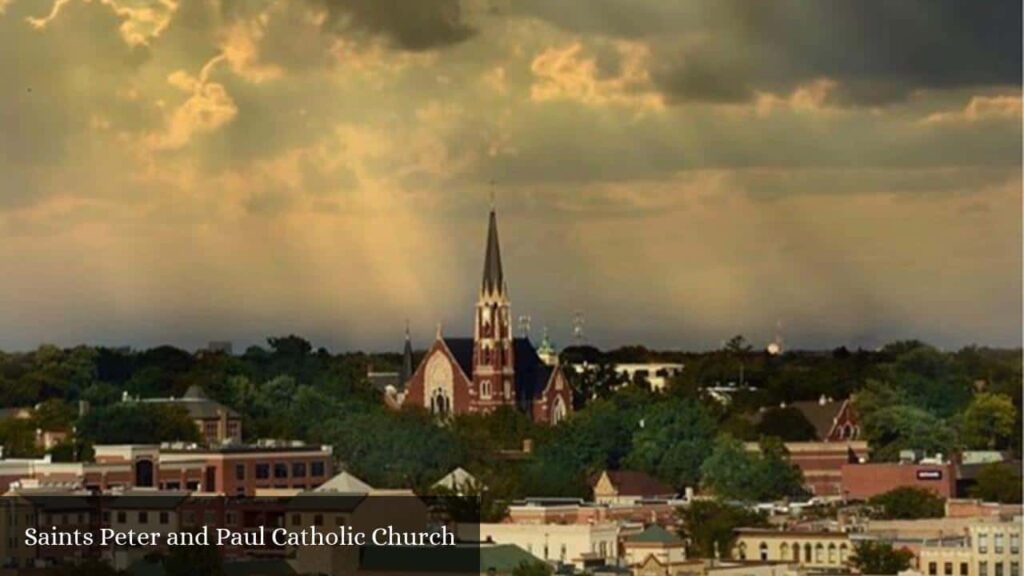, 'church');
397,208,572,425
